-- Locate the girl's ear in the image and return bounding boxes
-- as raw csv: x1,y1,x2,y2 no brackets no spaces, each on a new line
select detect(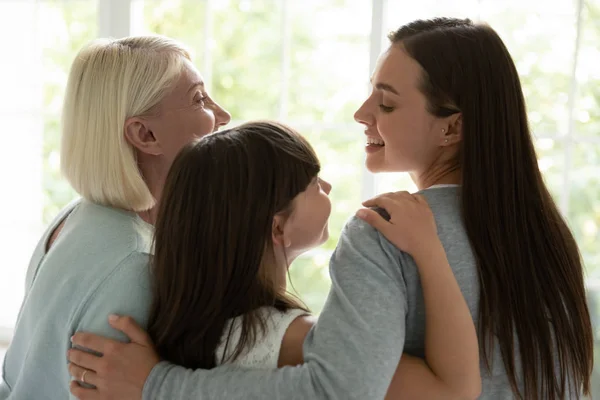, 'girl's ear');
272,214,291,248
